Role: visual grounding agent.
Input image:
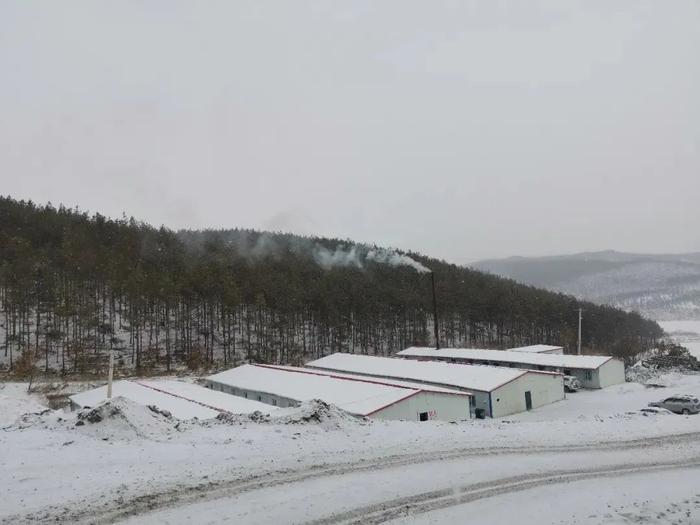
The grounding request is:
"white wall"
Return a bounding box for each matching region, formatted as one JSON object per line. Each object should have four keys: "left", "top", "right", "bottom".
{"left": 566, "top": 368, "right": 596, "bottom": 389}
{"left": 372, "top": 391, "right": 471, "bottom": 422}
{"left": 597, "top": 359, "right": 626, "bottom": 388}
{"left": 204, "top": 379, "right": 298, "bottom": 408}
{"left": 490, "top": 372, "right": 565, "bottom": 418}
{"left": 205, "top": 378, "right": 472, "bottom": 421}
{"left": 471, "top": 391, "right": 491, "bottom": 417}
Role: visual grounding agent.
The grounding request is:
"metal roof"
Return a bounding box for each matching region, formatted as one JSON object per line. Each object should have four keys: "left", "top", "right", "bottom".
{"left": 305, "top": 353, "right": 554, "bottom": 392}
{"left": 206, "top": 364, "right": 470, "bottom": 417}
{"left": 397, "top": 347, "right": 614, "bottom": 370}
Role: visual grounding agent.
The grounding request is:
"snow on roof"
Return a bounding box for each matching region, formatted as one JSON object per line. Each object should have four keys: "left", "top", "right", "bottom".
{"left": 69, "top": 380, "right": 276, "bottom": 420}
{"left": 206, "top": 364, "right": 470, "bottom": 416}
{"left": 137, "top": 379, "right": 280, "bottom": 414}
{"left": 509, "top": 345, "right": 563, "bottom": 353}
{"left": 266, "top": 365, "right": 470, "bottom": 396}
{"left": 397, "top": 347, "right": 614, "bottom": 370}
{"left": 305, "top": 353, "right": 536, "bottom": 392}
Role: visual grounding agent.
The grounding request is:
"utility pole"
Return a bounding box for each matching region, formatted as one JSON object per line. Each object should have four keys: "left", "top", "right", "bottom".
{"left": 350, "top": 311, "right": 355, "bottom": 353}
{"left": 577, "top": 308, "right": 583, "bottom": 356}
{"left": 431, "top": 272, "right": 440, "bottom": 349}
{"left": 107, "top": 346, "right": 114, "bottom": 399}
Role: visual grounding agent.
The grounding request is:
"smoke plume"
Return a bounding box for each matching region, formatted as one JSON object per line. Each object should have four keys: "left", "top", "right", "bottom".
{"left": 177, "top": 229, "right": 431, "bottom": 273}
{"left": 365, "top": 248, "right": 431, "bottom": 273}
{"left": 313, "top": 245, "right": 363, "bottom": 270}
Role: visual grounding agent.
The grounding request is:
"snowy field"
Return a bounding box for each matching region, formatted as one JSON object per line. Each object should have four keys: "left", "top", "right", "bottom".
{"left": 660, "top": 319, "right": 700, "bottom": 359}
{"left": 2, "top": 369, "right": 700, "bottom": 524}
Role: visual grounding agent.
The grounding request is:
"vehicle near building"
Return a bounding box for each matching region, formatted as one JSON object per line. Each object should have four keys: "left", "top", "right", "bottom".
{"left": 564, "top": 375, "right": 582, "bottom": 392}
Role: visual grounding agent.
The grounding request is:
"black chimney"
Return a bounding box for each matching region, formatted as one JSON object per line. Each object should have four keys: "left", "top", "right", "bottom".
{"left": 431, "top": 272, "right": 440, "bottom": 349}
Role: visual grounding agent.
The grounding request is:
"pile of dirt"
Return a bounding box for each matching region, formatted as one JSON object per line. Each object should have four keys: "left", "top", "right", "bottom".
{"left": 270, "top": 400, "right": 366, "bottom": 429}
{"left": 278, "top": 400, "right": 352, "bottom": 423}
{"left": 214, "top": 399, "right": 366, "bottom": 429}
{"left": 74, "top": 396, "right": 176, "bottom": 440}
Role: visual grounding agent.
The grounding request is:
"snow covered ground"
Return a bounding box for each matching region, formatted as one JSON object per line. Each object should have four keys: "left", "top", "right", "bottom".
{"left": 660, "top": 319, "right": 700, "bottom": 359}
{"left": 394, "top": 469, "right": 700, "bottom": 525}
{"left": 2, "top": 370, "right": 700, "bottom": 524}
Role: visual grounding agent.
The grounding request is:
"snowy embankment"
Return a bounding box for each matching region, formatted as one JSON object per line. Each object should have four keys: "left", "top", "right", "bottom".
{"left": 2, "top": 370, "right": 700, "bottom": 524}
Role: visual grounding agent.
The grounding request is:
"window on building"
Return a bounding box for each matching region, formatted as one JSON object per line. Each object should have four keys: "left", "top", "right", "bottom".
{"left": 585, "top": 371, "right": 592, "bottom": 380}
{"left": 272, "top": 399, "right": 277, "bottom": 406}
{"left": 419, "top": 412, "right": 429, "bottom": 422}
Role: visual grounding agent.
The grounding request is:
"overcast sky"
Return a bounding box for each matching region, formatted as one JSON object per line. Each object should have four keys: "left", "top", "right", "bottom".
{"left": 1, "top": 1, "right": 698, "bottom": 263}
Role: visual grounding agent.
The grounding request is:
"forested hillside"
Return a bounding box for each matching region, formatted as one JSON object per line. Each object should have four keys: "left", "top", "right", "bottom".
{"left": 0, "top": 197, "right": 662, "bottom": 376}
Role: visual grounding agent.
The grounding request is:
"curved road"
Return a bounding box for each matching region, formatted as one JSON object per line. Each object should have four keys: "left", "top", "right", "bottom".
{"left": 7, "top": 431, "right": 700, "bottom": 524}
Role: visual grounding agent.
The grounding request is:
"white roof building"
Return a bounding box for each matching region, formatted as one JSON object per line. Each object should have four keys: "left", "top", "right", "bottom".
{"left": 205, "top": 364, "right": 472, "bottom": 422}
{"left": 306, "top": 353, "right": 564, "bottom": 418}
{"left": 69, "top": 379, "right": 276, "bottom": 420}
{"left": 510, "top": 345, "right": 564, "bottom": 355}
{"left": 396, "top": 347, "right": 625, "bottom": 389}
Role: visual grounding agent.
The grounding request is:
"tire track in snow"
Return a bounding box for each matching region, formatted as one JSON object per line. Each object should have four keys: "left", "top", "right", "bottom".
{"left": 307, "top": 458, "right": 700, "bottom": 525}
{"left": 7, "top": 431, "right": 700, "bottom": 524}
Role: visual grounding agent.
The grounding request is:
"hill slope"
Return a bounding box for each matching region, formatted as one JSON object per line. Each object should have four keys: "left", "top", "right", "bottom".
{"left": 473, "top": 251, "right": 700, "bottom": 321}
{"left": 0, "top": 197, "right": 662, "bottom": 374}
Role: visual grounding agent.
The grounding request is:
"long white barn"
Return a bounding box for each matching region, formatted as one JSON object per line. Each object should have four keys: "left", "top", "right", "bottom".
{"left": 205, "top": 364, "right": 473, "bottom": 422}
{"left": 510, "top": 345, "right": 564, "bottom": 355}
{"left": 69, "top": 379, "right": 276, "bottom": 419}
{"left": 397, "top": 347, "right": 625, "bottom": 389}
{"left": 305, "top": 353, "right": 564, "bottom": 418}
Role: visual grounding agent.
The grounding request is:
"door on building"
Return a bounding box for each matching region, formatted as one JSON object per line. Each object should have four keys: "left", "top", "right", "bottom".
{"left": 525, "top": 391, "right": 532, "bottom": 410}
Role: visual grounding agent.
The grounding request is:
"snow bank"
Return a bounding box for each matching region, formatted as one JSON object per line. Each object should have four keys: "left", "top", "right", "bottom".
{"left": 2, "top": 395, "right": 178, "bottom": 441}
{"left": 273, "top": 399, "right": 367, "bottom": 427}
{"left": 74, "top": 396, "right": 177, "bottom": 441}
{"left": 0, "top": 383, "right": 49, "bottom": 426}
{"left": 625, "top": 361, "right": 660, "bottom": 384}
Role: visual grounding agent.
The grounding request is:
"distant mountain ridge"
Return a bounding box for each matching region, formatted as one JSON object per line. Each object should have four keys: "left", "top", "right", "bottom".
{"left": 472, "top": 251, "right": 700, "bottom": 321}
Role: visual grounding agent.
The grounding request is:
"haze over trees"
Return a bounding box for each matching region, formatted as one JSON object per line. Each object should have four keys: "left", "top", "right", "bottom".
{"left": 0, "top": 197, "right": 662, "bottom": 376}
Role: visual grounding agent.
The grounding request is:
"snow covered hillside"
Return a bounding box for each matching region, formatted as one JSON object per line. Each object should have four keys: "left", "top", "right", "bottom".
{"left": 3, "top": 369, "right": 700, "bottom": 524}
{"left": 474, "top": 251, "right": 700, "bottom": 320}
